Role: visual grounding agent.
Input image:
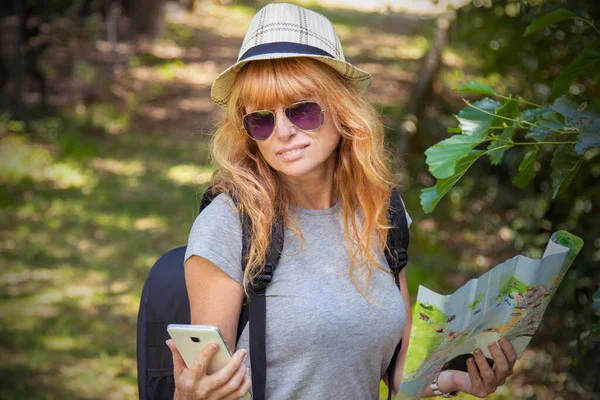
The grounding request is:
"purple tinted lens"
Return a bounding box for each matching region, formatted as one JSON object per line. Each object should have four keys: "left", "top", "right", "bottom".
{"left": 286, "top": 101, "right": 323, "bottom": 131}
{"left": 243, "top": 111, "right": 275, "bottom": 140}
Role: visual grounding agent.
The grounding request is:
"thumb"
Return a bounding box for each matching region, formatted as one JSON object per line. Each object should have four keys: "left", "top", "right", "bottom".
{"left": 166, "top": 339, "right": 187, "bottom": 377}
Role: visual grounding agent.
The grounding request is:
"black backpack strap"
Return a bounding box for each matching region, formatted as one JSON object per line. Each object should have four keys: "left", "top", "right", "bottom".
{"left": 384, "top": 188, "right": 410, "bottom": 400}
{"left": 235, "top": 209, "right": 251, "bottom": 343}
{"left": 247, "top": 216, "right": 284, "bottom": 400}
{"left": 199, "top": 185, "right": 218, "bottom": 213}
{"left": 385, "top": 188, "right": 410, "bottom": 288}
{"left": 212, "top": 189, "right": 283, "bottom": 400}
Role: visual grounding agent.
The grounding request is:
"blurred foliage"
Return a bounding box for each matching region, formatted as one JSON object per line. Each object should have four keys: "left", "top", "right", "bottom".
{"left": 1, "top": 1, "right": 599, "bottom": 399}
{"left": 421, "top": 2, "right": 600, "bottom": 398}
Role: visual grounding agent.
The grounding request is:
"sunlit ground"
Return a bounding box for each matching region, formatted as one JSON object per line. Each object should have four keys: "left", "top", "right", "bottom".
{"left": 0, "top": 1, "right": 589, "bottom": 399}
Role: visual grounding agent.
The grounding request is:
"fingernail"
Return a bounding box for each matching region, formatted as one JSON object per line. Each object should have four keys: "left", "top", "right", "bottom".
{"left": 475, "top": 348, "right": 481, "bottom": 354}
{"left": 211, "top": 343, "right": 219, "bottom": 351}
{"left": 237, "top": 349, "right": 247, "bottom": 359}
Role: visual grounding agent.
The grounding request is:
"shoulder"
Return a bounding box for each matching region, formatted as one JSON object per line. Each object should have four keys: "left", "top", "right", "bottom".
{"left": 200, "top": 192, "right": 238, "bottom": 217}
{"left": 187, "top": 192, "right": 243, "bottom": 248}
{"left": 185, "top": 192, "right": 244, "bottom": 282}
{"left": 192, "top": 193, "right": 240, "bottom": 228}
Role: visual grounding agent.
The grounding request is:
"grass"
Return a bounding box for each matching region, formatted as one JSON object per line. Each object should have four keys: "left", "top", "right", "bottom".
{"left": 0, "top": 111, "right": 211, "bottom": 398}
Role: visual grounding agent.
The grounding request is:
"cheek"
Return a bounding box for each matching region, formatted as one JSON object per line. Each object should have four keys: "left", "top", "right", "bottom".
{"left": 255, "top": 141, "right": 278, "bottom": 166}
{"left": 319, "top": 124, "right": 342, "bottom": 154}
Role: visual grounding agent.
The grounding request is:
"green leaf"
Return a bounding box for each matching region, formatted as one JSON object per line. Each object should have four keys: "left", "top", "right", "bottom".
{"left": 488, "top": 127, "right": 516, "bottom": 165}
{"left": 521, "top": 107, "right": 552, "bottom": 124}
{"left": 512, "top": 147, "right": 540, "bottom": 189}
{"left": 576, "top": 129, "right": 600, "bottom": 154}
{"left": 424, "top": 135, "right": 482, "bottom": 179}
{"left": 525, "top": 129, "right": 552, "bottom": 142}
{"left": 493, "top": 98, "right": 521, "bottom": 122}
{"left": 552, "top": 95, "right": 585, "bottom": 119}
{"left": 552, "top": 45, "right": 600, "bottom": 97}
{"left": 447, "top": 127, "right": 462, "bottom": 133}
{"left": 421, "top": 151, "right": 484, "bottom": 214}
{"left": 486, "top": 99, "right": 520, "bottom": 165}
{"left": 550, "top": 144, "right": 584, "bottom": 198}
{"left": 456, "top": 98, "right": 501, "bottom": 138}
{"left": 523, "top": 8, "right": 578, "bottom": 37}
{"left": 525, "top": 111, "right": 565, "bottom": 141}
{"left": 420, "top": 186, "right": 440, "bottom": 215}
{"left": 552, "top": 96, "right": 600, "bottom": 154}
{"left": 456, "top": 81, "right": 497, "bottom": 96}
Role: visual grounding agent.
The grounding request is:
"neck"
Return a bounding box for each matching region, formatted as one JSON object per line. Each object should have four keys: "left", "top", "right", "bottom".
{"left": 281, "top": 159, "right": 338, "bottom": 210}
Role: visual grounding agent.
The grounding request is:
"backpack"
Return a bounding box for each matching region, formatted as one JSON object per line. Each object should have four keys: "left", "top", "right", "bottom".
{"left": 136, "top": 187, "right": 409, "bottom": 400}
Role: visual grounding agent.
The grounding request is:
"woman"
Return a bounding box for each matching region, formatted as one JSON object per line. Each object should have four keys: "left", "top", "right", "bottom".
{"left": 166, "top": 3, "right": 517, "bottom": 399}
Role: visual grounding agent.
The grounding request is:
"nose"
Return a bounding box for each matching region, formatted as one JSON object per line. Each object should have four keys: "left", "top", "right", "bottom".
{"left": 272, "top": 109, "right": 297, "bottom": 141}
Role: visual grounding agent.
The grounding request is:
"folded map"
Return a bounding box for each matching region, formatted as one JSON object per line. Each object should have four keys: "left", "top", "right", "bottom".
{"left": 396, "top": 231, "right": 583, "bottom": 399}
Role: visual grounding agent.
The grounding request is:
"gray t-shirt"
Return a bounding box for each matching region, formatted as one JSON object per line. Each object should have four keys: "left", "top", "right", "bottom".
{"left": 185, "top": 194, "right": 411, "bottom": 399}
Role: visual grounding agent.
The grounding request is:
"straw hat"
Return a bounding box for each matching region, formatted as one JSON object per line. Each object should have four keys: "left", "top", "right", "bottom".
{"left": 210, "top": 2, "right": 372, "bottom": 107}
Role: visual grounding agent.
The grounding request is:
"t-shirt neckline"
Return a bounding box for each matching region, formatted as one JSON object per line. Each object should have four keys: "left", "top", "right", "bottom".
{"left": 291, "top": 198, "right": 341, "bottom": 216}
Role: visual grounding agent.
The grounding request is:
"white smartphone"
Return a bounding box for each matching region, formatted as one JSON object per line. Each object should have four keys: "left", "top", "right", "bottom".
{"left": 167, "top": 324, "right": 251, "bottom": 399}
{"left": 167, "top": 324, "right": 234, "bottom": 373}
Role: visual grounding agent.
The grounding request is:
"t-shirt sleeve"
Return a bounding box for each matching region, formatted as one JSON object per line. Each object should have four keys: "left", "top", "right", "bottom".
{"left": 184, "top": 193, "right": 244, "bottom": 285}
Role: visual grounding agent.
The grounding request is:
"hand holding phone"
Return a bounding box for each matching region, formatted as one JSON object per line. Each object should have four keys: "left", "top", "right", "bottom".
{"left": 166, "top": 324, "right": 251, "bottom": 399}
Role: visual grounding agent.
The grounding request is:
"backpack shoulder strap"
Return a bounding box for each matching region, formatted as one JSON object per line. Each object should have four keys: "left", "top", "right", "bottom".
{"left": 244, "top": 214, "right": 283, "bottom": 400}
{"left": 199, "top": 185, "right": 218, "bottom": 213}
{"left": 385, "top": 188, "right": 410, "bottom": 289}
{"left": 384, "top": 188, "right": 410, "bottom": 400}
{"left": 233, "top": 205, "right": 284, "bottom": 341}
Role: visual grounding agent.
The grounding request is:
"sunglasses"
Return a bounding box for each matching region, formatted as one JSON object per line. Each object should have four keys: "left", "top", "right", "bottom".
{"left": 242, "top": 100, "right": 325, "bottom": 141}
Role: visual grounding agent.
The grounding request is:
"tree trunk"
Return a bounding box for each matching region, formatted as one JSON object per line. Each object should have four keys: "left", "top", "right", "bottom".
{"left": 127, "top": 0, "right": 166, "bottom": 40}
{"left": 399, "top": 12, "right": 452, "bottom": 154}
{"left": 14, "top": 0, "right": 24, "bottom": 118}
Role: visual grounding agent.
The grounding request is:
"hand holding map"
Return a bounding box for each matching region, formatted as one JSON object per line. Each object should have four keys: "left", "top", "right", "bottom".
{"left": 396, "top": 231, "right": 583, "bottom": 399}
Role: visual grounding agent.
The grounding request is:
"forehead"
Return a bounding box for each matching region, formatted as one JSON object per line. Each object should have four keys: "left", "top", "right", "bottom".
{"left": 235, "top": 61, "right": 322, "bottom": 112}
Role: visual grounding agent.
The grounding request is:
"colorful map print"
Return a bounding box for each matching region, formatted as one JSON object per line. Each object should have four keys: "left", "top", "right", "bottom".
{"left": 396, "top": 231, "right": 583, "bottom": 400}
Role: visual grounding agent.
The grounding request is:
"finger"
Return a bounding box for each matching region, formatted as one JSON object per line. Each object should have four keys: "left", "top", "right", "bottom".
{"left": 499, "top": 337, "right": 518, "bottom": 367}
{"left": 206, "top": 349, "right": 248, "bottom": 392}
{"left": 232, "top": 372, "right": 252, "bottom": 400}
{"left": 166, "top": 339, "right": 187, "bottom": 377}
{"left": 473, "top": 349, "right": 496, "bottom": 392}
{"left": 466, "top": 356, "right": 485, "bottom": 397}
{"left": 488, "top": 342, "right": 510, "bottom": 378}
{"left": 217, "top": 356, "right": 248, "bottom": 399}
{"left": 192, "top": 342, "right": 220, "bottom": 380}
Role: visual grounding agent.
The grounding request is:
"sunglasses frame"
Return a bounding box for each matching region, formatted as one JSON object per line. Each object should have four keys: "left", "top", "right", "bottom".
{"left": 241, "top": 100, "right": 326, "bottom": 141}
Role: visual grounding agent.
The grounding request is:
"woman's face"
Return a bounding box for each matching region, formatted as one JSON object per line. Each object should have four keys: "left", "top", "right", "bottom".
{"left": 248, "top": 99, "right": 341, "bottom": 180}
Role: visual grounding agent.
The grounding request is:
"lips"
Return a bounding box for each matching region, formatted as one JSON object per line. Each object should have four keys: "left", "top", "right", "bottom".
{"left": 276, "top": 144, "right": 309, "bottom": 156}
{"left": 276, "top": 144, "right": 309, "bottom": 161}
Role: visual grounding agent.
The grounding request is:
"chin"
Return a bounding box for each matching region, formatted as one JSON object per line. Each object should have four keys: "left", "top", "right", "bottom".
{"left": 276, "top": 165, "right": 315, "bottom": 178}
{"left": 272, "top": 159, "right": 323, "bottom": 178}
